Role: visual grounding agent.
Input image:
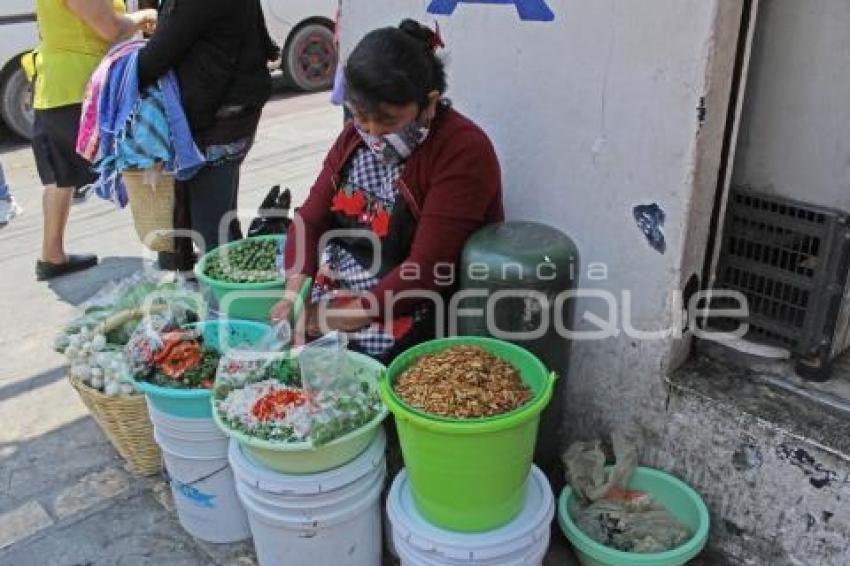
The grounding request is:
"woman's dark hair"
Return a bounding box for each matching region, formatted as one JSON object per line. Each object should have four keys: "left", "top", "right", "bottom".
{"left": 344, "top": 19, "right": 446, "bottom": 116}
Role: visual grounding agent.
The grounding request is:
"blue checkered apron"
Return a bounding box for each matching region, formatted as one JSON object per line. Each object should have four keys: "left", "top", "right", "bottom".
{"left": 312, "top": 146, "right": 419, "bottom": 356}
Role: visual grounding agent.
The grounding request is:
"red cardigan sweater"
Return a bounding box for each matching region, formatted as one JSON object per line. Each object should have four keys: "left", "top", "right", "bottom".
{"left": 284, "top": 105, "right": 504, "bottom": 319}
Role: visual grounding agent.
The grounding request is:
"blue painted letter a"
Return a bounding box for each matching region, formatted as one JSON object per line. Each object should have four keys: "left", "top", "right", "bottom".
{"left": 428, "top": 0, "right": 556, "bottom": 22}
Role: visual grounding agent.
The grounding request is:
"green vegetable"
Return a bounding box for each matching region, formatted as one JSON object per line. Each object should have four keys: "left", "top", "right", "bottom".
{"left": 203, "top": 238, "right": 281, "bottom": 284}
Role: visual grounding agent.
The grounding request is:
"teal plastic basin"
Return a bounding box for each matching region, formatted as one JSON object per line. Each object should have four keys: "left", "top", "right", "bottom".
{"left": 194, "top": 235, "right": 285, "bottom": 322}
{"left": 558, "top": 466, "right": 710, "bottom": 566}
{"left": 133, "top": 319, "right": 274, "bottom": 418}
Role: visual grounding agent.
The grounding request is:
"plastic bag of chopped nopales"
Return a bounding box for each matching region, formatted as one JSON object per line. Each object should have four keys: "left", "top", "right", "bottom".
{"left": 563, "top": 434, "right": 692, "bottom": 553}
{"left": 213, "top": 332, "right": 382, "bottom": 446}
{"left": 297, "top": 332, "right": 382, "bottom": 445}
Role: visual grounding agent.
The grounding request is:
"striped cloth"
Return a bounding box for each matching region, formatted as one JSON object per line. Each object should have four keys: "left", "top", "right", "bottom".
{"left": 114, "top": 87, "right": 174, "bottom": 171}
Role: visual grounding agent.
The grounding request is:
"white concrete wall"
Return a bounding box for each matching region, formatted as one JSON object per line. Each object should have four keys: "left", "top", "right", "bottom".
{"left": 733, "top": 0, "right": 850, "bottom": 212}
{"left": 340, "top": 1, "right": 741, "bottom": 443}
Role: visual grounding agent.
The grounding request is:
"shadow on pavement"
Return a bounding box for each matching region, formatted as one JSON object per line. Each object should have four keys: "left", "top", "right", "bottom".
{"left": 0, "top": 120, "right": 28, "bottom": 154}
{"left": 0, "top": 137, "right": 28, "bottom": 155}
{"left": 0, "top": 410, "right": 248, "bottom": 565}
{"left": 0, "top": 415, "right": 120, "bottom": 514}
{"left": 269, "top": 89, "right": 302, "bottom": 103}
{"left": 0, "top": 365, "right": 65, "bottom": 405}
{"left": 46, "top": 256, "right": 144, "bottom": 306}
{"left": 0, "top": 412, "right": 214, "bottom": 565}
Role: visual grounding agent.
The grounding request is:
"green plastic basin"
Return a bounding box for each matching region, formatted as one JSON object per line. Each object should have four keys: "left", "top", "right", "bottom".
{"left": 381, "top": 336, "right": 556, "bottom": 532}
{"left": 558, "top": 467, "right": 710, "bottom": 566}
{"left": 212, "top": 351, "right": 389, "bottom": 474}
{"left": 133, "top": 319, "right": 274, "bottom": 418}
{"left": 195, "top": 235, "right": 285, "bottom": 322}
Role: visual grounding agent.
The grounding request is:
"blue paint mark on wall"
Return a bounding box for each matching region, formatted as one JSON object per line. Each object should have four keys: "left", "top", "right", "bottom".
{"left": 633, "top": 203, "right": 667, "bottom": 254}
{"left": 428, "top": 0, "right": 555, "bottom": 22}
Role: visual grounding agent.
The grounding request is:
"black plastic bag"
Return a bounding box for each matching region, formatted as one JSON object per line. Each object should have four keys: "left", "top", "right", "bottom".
{"left": 247, "top": 185, "right": 292, "bottom": 237}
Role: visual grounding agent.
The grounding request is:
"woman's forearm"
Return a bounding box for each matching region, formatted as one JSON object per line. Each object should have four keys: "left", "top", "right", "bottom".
{"left": 66, "top": 0, "right": 154, "bottom": 44}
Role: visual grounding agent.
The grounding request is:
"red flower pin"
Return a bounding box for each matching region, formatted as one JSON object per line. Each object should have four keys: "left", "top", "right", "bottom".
{"left": 331, "top": 189, "right": 366, "bottom": 216}
{"left": 371, "top": 207, "right": 391, "bottom": 238}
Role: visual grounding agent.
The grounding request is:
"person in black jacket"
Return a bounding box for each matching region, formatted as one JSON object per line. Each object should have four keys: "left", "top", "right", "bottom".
{"left": 137, "top": 0, "right": 279, "bottom": 258}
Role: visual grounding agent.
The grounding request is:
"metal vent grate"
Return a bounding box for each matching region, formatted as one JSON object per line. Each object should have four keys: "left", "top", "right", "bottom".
{"left": 721, "top": 265, "right": 807, "bottom": 334}
{"left": 725, "top": 194, "right": 825, "bottom": 278}
{"left": 715, "top": 188, "right": 850, "bottom": 358}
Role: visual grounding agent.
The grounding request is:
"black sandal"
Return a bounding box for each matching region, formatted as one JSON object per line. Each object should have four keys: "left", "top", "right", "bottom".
{"left": 36, "top": 254, "right": 98, "bottom": 281}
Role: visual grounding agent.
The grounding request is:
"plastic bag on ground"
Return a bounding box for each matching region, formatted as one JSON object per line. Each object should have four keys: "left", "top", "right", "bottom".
{"left": 563, "top": 434, "right": 691, "bottom": 553}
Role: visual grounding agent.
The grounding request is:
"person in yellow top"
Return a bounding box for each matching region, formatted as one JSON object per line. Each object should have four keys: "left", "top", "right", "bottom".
{"left": 30, "top": 0, "right": 156, "bottom": 281}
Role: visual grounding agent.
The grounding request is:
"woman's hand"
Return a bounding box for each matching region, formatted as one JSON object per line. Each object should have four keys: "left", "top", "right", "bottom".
{"left": 269, "top": 274, "right": 308, "bottom": 324}
{"left": 128, "top": 9, "right": 158, "bottom": 35}
{"left": 269, "top": 297, "right": 295, "bottom": 327}
{"left": 269, "top": 274, "right": 311, "bottom": 344}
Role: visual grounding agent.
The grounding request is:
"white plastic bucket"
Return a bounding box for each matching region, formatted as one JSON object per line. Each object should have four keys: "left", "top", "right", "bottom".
{"left": 229, "top": 428, "right": 387, "bottom": 566}
{"left": 149, "top": 402, "right": 230, "bottom": 459}
{"left": 387, "top": 466, "right": 554, "bottom": 566}
{"left": 148, "top": 402, "right": 224, "bottom": 433}
{"left": 153, "top": 427, "right": 230, "bottom": 459}
{"left": 149, "top": 404, "right": 250, "bottom": 543}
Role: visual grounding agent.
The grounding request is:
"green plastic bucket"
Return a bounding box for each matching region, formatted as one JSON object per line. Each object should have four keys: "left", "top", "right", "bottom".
{"left": 213, "top": 351, "right": 388, "bottom": 474}
{"left": 133, "top": 320, "right": 274, "bottom": 418}
{"left": 558, "top": 467, "right": 710, "bottom": 566}
{"left": 195, "top": 235, "right": 285, "bottom": 321}
{"left": 381, "top": 336, "right": 556, "bottom": 532}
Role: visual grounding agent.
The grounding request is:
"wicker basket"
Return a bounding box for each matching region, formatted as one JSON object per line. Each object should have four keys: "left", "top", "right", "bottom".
{"left": 124, "top": 169, "right": 175, "bottom": 253}
{"left": 66, "top": 306, "right": 168, "bottom": 477}
{"left": 70, "top": 377, "right": 161, "bottom": 476}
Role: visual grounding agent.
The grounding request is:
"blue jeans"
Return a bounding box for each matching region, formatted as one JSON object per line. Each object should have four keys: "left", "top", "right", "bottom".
{"left": 186, "top": 158, "right": 244, "bottom": 252}
{"left": 0, "top": 163, "right": 10, "bottom": 199}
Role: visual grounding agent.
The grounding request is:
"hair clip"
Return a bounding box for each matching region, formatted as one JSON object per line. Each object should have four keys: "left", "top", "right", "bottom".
{"left": 431, "top": 21, "right": 445, "bottom": 51}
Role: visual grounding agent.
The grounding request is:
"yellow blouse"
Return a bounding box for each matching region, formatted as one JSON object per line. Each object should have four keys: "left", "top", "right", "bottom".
{"left": 28, "top": 0, "right": 127, "bottom": 109}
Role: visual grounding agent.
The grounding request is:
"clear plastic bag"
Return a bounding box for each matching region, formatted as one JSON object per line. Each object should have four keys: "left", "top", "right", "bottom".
{"left": 215, "top": 343, "right": 297, "bottom": 392}
{"left": 299, "top": 332, "right": 381, "bottom": 445}
{"left": 563, "top": 434, "right": 691, "bottom": 553}
{"left": 212, "top": 338, "right": 308, "bottom": 441}
{"left": 56, "top": 272, "right": 205, "bottom": 350}
{"left": 563, "top": 434, "right": 638, "bottom": 503}
{"left": 575, "top": 499, "right": 692, "bottom": 553}
{"left": 58, "top": 272, "right": 206, "bottom": 395}
{"left": 124, "top": 307, "right": 212, "bottom": 390}
{"left": 213, "top": 332, "right": 382, "bottom": 446}
{"left": 298, "top": 332, "right": 358, "bottom": 396}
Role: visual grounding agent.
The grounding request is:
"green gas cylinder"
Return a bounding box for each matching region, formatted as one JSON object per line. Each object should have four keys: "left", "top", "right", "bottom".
{"left": 457, "top": 221, "right": 578, "bottom": 491}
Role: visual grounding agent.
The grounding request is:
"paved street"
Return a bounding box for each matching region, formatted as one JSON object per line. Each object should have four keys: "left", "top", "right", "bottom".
{"left": 0, "top": 89, "right": 580, "bottom": 566}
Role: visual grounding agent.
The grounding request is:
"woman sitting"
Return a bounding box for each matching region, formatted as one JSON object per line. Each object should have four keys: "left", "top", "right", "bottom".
{"left": 272, "top": 20, "right": 504, "bottom": 362}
